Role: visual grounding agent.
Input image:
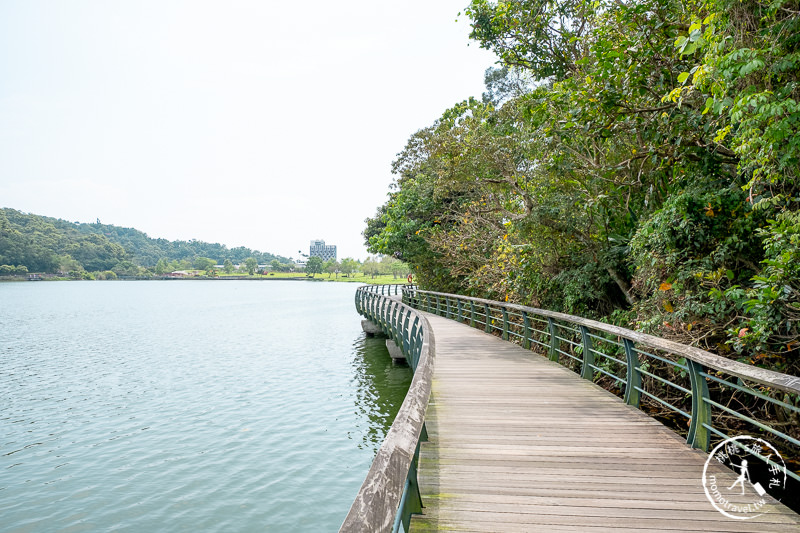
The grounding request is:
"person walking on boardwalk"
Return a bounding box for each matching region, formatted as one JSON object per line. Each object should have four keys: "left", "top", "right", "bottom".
{"left": 728, "top": 459, "right": 751, "bottom": 495}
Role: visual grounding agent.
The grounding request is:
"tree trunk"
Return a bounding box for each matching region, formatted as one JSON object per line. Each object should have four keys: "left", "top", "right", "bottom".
{"left": 607, "top": 266, "right": 637, "bottom": 307}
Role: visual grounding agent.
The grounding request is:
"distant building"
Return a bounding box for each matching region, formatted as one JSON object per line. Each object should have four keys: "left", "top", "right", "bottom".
{"left": 309, "top": 239, "right": 337, "bottom": 261}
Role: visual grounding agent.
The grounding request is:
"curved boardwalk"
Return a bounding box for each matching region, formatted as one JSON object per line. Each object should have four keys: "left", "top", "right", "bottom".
{"left": 410, "top": 313, "right": 800, "bottom": 532}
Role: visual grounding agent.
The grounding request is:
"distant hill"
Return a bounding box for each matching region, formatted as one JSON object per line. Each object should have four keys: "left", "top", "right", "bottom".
{"left": 0, "top": 208, "right": 292, "bottom": 273}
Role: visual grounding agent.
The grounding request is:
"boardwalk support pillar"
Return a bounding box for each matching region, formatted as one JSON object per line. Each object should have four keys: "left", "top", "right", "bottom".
{"left": 386, "top": 340, "right": 407, "bottom": 364}
{"left": 361, "top": 320, "right": 384, "bottom": 337}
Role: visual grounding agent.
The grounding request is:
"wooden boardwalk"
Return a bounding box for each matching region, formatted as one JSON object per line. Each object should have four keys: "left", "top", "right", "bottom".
{"left": 410, "top": 313, "right": 800, "bottom": 532}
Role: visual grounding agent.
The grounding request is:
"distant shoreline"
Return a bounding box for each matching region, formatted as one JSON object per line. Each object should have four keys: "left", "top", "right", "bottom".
{"left": 0, "top": 274, "right": 407, "bottom": 285}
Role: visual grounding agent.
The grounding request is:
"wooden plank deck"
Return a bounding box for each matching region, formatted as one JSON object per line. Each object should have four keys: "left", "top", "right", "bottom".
{"left": 410, "top": 313, "right": 800, "bottom": 532}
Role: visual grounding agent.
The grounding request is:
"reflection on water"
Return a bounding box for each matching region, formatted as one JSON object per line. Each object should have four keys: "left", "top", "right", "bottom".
{"left": 0, "top": 281, "right": 412, "bottom": 532}
{"left": 350, "top": 336, "right": 413, "bottom": 453}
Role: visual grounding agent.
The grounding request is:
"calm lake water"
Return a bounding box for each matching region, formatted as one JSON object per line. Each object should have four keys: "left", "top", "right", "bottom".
{"left": 0, "top": 280, "right": 411, "bottom": 532}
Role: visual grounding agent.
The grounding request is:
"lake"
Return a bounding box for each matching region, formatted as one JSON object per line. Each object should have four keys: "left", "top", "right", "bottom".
{"left": 0, "top": 280, "right": 411, "bottom": 531}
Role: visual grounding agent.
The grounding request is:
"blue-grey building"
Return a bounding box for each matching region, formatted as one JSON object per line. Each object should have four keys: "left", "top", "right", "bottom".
{"left": 309, "top": 239, "right": 337, "bottom": 261}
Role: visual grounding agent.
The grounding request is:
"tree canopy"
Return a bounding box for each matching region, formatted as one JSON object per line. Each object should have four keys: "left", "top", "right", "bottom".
{"left": 0, "top": 208, "right": 292, "bottom": 275}
{"left": 365, "top": 0, "right": 800, "bottom": 373}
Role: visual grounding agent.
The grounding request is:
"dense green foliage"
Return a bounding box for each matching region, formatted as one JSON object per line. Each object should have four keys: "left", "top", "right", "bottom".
{"left": 0, "top": 208, "right": 291, "bottom": 275}
{"left": 365, "top": 0, "right": 800, "bottom": 373}
{"left": 305, "top": 256, "right": 324, "bottom": 277}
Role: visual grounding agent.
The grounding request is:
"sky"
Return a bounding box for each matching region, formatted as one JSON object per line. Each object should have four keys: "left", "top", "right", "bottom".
{"left": 0, "top": 1, "right": 497, "bottom": 261}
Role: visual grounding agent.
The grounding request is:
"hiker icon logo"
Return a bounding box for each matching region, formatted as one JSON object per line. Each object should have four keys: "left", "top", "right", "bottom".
{"left": 702, "top": 435, "right": 787, "bottom": 520}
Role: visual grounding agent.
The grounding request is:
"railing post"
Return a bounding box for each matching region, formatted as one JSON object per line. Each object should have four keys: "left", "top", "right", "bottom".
{"left": 580, "top": 325, "right": 594, "bottom": 380}
{"left": 456, "top": 299, "right": 463, "bottom": 322}
{"left": 484, "top": 303, "right": 492, "bottom": 333}
{"left": 469, "top": 301, "right": 476, "bottom": 327}
{"left": 402, "top": 310, "right": 411, "bottom": 357}
{"left": 687, "top": 359, "right": 712, "bottom": 451}
{"left": 395, "top": 442, "right": 424, "bottom": 533}
{"left": 547, "top": 317, "right": 560, "bottom": 362}
{"left": 436, "top": 295, "right": 442, "bottom": 316}
{"left": 387, "top": 301, "right": 393, "bottom": 338}
{"left": 522, "top": 311, "right": 531, "bottom": 350}
{"left": 391, "top": 302, "right": 399, "bottom": 341}
{"left": 409, "top": 317, "right": 418, "bottom": 370}
{"left": 413, "top": 317, "right": 422, "bottom": 369}
{"left": 623, "top": 338, "right": 641, "bottom": 408}
{"left": 501, "top": 307, "right": 509, "bottom": 341}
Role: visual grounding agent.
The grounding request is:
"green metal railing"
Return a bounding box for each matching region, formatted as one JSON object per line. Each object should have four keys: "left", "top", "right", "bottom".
{"left": 403, "top": 287, "right": 800, "bottom": 484}
{"left": 359, "top": 283, "right": 406, "bottom": 298}
{"left": 340, "top": 285, "right": 432, "bottom": 533}
{"left": 344, "top": 285, "right": 800, "bottom": 530}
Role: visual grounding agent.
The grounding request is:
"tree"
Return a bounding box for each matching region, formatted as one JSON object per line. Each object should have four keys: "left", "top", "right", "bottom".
{"left": 388, "top": 257, "right": 408, "bottom": 279}
{"left": 244, "top": 257, "right": 258, "bottom": 275}
{"left": 154, "top": 258, "right": 170, "bottom": 275}
{"left": 223, "top": 259, "right": 234, "bottom": 273}
{"left": 194, "top": 256, "right": 216, "bottom": 272}
{"left": 362, "top": 258, "right": 380, "bottom": 279}
{"left": 112, "top": 261, "right": 141, "bottom": 277}
{"left": 323, "top": 259, "right": 340, "bottom": 278}
{"left": 305, "top": 256, "right": 324, "bottom": 277}
{"left": 358, "top": 0, "right": 799, "bottom": 373}
{"left": 465, "top": 0, "right": 594, "bottom": 80}
{"left": 171, "top": 259, "right": 192, "bottom": 271}
{"left": 58, "top": 255, "right": 83, "bottom": 275}
{"left": 340, "top": 257, "right": 359, "bottom": 277}
{"left": 0, "top": 207, "right": 294, "bottom": 273}
{"left": 482, "top": 66, "right": 533, "bottom": 106}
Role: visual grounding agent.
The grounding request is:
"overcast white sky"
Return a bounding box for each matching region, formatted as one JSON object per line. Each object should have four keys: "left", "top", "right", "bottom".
{"left": 0, "top": 1, "right": 497, "bottom": 261}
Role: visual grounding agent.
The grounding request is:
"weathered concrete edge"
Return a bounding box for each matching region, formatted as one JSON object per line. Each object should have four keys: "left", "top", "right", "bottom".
{"left": 340, "top": 296, "right": 435, "bottom": 532}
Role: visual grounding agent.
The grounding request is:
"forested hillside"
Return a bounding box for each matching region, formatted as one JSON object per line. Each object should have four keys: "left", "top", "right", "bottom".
{"left": 0, "top": 208, "right": 291, "bottom": 274}
{"left": 365, "top": 0, "right": 800, "bottom": 373}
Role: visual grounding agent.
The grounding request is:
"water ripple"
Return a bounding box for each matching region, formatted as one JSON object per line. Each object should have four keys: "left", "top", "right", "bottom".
{"left": 0, "top": 281, "right": 410, "bottom": 532}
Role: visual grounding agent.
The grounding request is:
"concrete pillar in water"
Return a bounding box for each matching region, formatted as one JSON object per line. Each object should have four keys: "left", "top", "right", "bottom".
{"left": 385, "top": 340, "right": 407, "bottom": 364}
{"left": 361, "top": 320, "right": 384, "bottom": 336}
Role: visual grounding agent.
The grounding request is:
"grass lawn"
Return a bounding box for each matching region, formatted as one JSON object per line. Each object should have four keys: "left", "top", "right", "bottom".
{"left": 251, "top": 272, "right": 408, "bottom": 285}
